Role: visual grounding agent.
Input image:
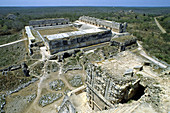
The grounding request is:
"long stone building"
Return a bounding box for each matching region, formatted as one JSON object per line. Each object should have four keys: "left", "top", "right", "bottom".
{"left": 29, "top": 18, "right": 70, "bottom": 27}
{"left": 43, "top": 28, "right": 112, "bottom": 55}
{"left": 79, "top": 16, "right": 127, "bottom": 33}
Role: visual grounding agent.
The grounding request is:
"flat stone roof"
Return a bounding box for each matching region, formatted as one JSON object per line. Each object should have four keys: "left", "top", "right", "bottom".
{"left": 95, "top": 51, "right": 144, "bottom": 77}
{"left": 111, "top": 35, "right": 136, "bottom": 43}
{"left": 30, "top": 18, "right": 66, "bottom": 21}
{"left": 79, "top": 16, "right": 121, "bottom": 28}
{"left": 45, "top": 28, "right": 108, "bottom": 41}
{"left": 25, "top": 26, "right": 35, "bottom": 41}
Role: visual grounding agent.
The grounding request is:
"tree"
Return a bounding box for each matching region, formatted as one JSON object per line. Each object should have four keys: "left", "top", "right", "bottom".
{"left": 12, "top": 21, "right": 24, "bottom": 31}
{"left": 0, "top": 20, "right": 4, "bottom": 27}
{"left": 4, "top": 20, "right": 13, "bottom": 29}
{"left": 1, "top": 25, "right": 8, "bottom": 34}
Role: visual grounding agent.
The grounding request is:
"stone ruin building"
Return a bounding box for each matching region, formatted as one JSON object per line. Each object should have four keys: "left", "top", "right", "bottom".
{"left": 57, "top": 57, "right": 145, "bottom": 112}
{"left": 43, "top": 29, "right": 112, "bottom": 55}
{"left": 25, "top": 16, "right": 129, "bottom": 55}
{"left": 110, "top": 35, "right": 137, "bottom": 52}
{"left": 29, "top": 18, "right": 70, "bottom": 27}
{"left": 79, "top": 16, "right": 127, "bottom": 33}
{"left": 86, "top": 64, "right": 143, "bottom": 111}
{"left": 39, "top": 16, "right": 128, "bottom": 55}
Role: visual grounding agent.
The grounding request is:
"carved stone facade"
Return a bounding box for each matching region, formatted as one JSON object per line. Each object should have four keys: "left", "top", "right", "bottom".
{"left": 29, "top": 18, "right": 70, "bottom": 27}
{"left": 79, "top": 16, "right": 127, "bottom": 33}
{"left": 86, "top": 64, "right": 141, "bottom": 111}
{"left": 43, "top": 29, "right": 112, "bottom": 55}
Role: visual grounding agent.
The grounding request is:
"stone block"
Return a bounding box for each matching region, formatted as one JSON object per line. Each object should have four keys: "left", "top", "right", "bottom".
{"left": 124, "top": 69, "right": 134, "bottom": 77}
{"left": 134, "top": 65, "right": 143, "bottom": 71}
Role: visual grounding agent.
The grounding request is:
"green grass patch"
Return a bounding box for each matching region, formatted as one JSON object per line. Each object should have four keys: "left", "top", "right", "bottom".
{"left": 0, "top": 41, "right": 26, "bottom": 68}
{"left": 0, "top": 33, "right": 21, "bottom": 45}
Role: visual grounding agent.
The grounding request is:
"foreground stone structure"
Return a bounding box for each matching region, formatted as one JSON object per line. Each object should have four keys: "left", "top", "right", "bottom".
{"left": 86, "top": 64, "right": 141, "bottom": 111}
{"left": 79, "top": 16, "right": 127, "bottom": 33}
{"left": 29, "top": 18, "right": 70, "bottom": 27}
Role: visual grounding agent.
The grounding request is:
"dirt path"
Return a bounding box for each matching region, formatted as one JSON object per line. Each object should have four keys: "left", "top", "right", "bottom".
{"left": 25, "top": 63, "right": 77, "bottom": 113}
{"left": 154, "top": 17, "right": 167, "bottom": 34}
{"left": 25, "top": 48, "right": 78, "bottom": 113}
{"left": 0, "top": 38, "right": 27, "bottom": 48}
{"left": 25, "top": 59, "right": 49, "bottom": 113}
{"left": 25, "top": 47, "right": 54, "bottom": 113}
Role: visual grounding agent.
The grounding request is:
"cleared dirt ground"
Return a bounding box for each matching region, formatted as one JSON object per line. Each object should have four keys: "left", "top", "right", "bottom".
{"left": 38, "top": 26, "right": 78, "bottom": 36}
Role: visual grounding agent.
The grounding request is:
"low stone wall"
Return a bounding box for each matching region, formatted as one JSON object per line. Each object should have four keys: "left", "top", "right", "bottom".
{"left": 0, "top": 63, "right": 29, "bottom": 77}
{"left": 29, "top": 18, "right": 70, "bottom": 27}
{"left": 79, "top": 16, "right": 127, "bottom": 33}
{"left": 0, "top": 65, "right": 21, "bottom": 72}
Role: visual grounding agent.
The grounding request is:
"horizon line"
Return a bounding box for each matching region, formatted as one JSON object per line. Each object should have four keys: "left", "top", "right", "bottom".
{"left": 0, "top": 6, "right": 170, "bottom": 8}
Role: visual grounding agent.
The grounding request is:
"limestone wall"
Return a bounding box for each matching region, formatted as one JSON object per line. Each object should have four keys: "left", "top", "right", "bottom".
{"left": 46, "top": 30, "right": 112, "bottom": 55}
{"left": 79, "top": 16, "right": 127, "bottom": 33}
{"left": 29, "top": 18, "right": 69, "bottom": 27}
{"left": 86, "top": 64, "right": 140, "bottom": 110}
{"left": 110, "top": 35, "right": 137, "bottom": 52}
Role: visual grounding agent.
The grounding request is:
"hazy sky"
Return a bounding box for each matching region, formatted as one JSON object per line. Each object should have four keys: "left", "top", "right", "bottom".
{"left": 0, "top": 0, "right": 170, "bottom": 7}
